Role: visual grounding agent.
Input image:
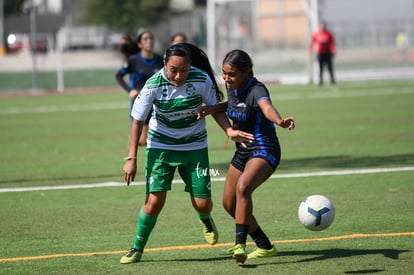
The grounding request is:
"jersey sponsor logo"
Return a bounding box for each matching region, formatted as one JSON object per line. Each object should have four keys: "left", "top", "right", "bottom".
{"left": 228, "top": 109, "right": 247, "bottom": 122}
{"left": 163, "top": 109, "right": 196, "bottom": 119}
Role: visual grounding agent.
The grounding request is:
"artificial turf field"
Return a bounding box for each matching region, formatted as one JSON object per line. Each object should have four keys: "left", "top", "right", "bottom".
{"left": 0, "top": 79, "right": 413, "bottom": 274}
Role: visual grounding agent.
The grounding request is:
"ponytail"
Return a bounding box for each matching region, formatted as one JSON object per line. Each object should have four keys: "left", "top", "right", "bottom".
{"left": 119, "top": 34, "right": 139, "bottom": 58}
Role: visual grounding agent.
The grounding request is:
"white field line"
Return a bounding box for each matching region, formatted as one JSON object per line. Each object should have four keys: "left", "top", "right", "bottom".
{"left": 0, "top": 101, "right": 128, "bottom": 115}
{"left": 1, "top": 87, "right": 413, "bottom": 115}
{"left": 1, "top": 166, "right": 413, "bottom": 193}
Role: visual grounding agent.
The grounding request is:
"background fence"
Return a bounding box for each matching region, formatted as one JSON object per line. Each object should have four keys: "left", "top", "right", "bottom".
{"left": 1, "top": 0, "right": 413, "bottom": 92}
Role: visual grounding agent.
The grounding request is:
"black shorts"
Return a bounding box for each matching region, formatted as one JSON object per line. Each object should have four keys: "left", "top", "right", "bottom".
{"left": 231, "top": 142, "right": 281, "bottom": 172}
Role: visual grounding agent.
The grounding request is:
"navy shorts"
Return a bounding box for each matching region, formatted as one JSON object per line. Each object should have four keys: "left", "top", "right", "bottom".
{"left": 231, "top": 142, "right": 281, "bottom": 172}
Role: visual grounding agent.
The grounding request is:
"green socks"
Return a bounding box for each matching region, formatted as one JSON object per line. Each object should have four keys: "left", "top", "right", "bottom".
{"left": 133, "top": 208, "right": 157, "bottom": 252}
{"left": 198, "top": 212, "right": 210, "bottom": 220}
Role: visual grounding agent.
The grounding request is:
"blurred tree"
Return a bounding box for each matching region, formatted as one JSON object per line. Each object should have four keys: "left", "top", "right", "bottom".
{"left": 4, "top": 0, "right": 26, "bottom": 16}
{"left": 80, "top": 0, "right": 171, "bottom": 33}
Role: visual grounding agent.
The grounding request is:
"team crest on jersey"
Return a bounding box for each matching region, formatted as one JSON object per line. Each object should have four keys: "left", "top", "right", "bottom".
{"left": 185, "top": 83, "right": 196, "bottom": 95}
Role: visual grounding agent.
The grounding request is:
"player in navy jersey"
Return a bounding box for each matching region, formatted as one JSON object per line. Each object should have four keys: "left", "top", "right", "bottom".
{"left": 199, "top": 49, "right": 295, "bottom": 264}
{"left": 115, "top": 31, "right": 163, "bottom": 145}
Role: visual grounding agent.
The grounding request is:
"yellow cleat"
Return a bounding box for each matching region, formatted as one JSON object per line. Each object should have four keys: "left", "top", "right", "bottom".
{"left": 232, "top": 244, "right": 247, "bottom": 264}
{"left": 247, "top": 245, "right": 277, "bottom": 259}
{"left": 120, "top": 248, "right": 142, "bottom": 264}
{"left": 199, "top": 217, "right": 218, "bottom": 245}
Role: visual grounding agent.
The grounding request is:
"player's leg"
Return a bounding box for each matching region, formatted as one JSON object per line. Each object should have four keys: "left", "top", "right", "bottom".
{"left": 222, "top": 163, "right": 239, "bottom": 219}
{"left": 120, "top": 192, "right": 167, "bottom": 264}
{"left": 120, "top": 148, "right": 174, "bottom": 264}
{"left": 317, "top": 54, "right": 324, "bottom": 86}
{"left": 222, "top": 163, "right": 261, "bottom": 232}
{"left": 180, "top": 148, "right": 218, "bottom": 245}
{"left": 327, "top": 55, "right": 336, "bottom": 85}
{"left": 231, "top": 158, "right": 274, "bottom": 263}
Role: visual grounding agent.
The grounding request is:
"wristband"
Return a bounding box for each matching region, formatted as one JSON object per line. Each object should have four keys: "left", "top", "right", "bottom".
{"left": 124, "top": 157, "right": 137, "bottom": 160}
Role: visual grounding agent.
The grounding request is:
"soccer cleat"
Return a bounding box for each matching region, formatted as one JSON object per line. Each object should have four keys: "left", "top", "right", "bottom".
{"left": 232, "top": 244, "right": 247, "bottom": 264}
{"left": 247, "top": 245, "right": 277, "bottom": 259}
{"left": 199, "top": 217, "right": 218, "bottom": 245}
{"left": 120, "top": 248, "right": 142, "bottom": 264}
{"left": 221, "top": 245, "right": 237, "bottom": 255}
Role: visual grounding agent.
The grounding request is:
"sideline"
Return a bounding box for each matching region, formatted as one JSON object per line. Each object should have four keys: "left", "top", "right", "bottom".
{"left": 1, "top": 232, "right": 413, "bottom": 263}
{"left": 1, "top": 166, "right": 413, "bottom": 193}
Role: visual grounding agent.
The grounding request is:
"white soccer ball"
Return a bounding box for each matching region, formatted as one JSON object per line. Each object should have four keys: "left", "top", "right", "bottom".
{"left": 298, "top": 195, "right": 335, "bottom": 231}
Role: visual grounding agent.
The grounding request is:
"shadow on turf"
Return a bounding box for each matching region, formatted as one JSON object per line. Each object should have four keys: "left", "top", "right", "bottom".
{"left": 277, "top": 248, "right": 409, "bottom": 262}
{"left": 142, "top": 248, "right": 409, "bottom": 269}
{"left": 344, "top": 269, "right": 384, "bottom": 274}
{"left": 211, "top": 153, "right": 414, "bottom": 173}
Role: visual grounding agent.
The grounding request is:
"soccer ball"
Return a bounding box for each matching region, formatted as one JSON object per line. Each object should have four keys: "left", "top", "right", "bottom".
{"left": 298, "top": 195, "right": 335, "bottom": 231}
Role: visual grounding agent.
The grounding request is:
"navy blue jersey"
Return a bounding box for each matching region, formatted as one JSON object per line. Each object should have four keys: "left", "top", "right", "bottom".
{"left": 115, "top": 51, "right": 163, "bottom": 93}
{"left": 227, "top": 77, "right": 278, "bottom": 144}
{"left": 227, "top": 77, "right": 281, "bottom": 170}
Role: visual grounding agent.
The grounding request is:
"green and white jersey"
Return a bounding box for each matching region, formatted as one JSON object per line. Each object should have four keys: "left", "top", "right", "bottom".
{"left": 131, "top": 66, "right": 220, "bottom": 151}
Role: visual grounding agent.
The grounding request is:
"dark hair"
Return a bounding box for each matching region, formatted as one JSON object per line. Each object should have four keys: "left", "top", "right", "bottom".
{"left": 119, "top": 33, "right": 139, "bottom": 58}
{"left": 170, "top": 33, "right": 187, "bottom": 43}
{"left": 164, "top": 43, "right": 224, "bottom": 101}
{"left": 222, "top": 49, "right": 254, "bottom": 77}
{"left": 137, "top": 31, "right": 153, "bottom": 45}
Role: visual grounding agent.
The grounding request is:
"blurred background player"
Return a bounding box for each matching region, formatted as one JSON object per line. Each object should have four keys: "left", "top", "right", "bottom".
{"left": 118, "top": 33, "right": 139, "bottom": 62}
{"left": 396, "top": 31, "right": 409, "bottom": 62}
{"left": 115, "top": 31, "right": 163, "bottom": 145}
{"left": 309, "top": 20, "right": 337, "bottom": 89}
{"left": 170, "top": 32, "right": 187, "bottom": 45}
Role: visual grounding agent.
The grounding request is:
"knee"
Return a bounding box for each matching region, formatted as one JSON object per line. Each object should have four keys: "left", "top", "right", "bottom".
{"left": 236, "top": 182, "right": 253, "bottom": 198}
{"left": 193, "top": 198, "right": 213, "bottom": 213}
{"left": 143, "top": 202, "right": 162, "bottom": 215}
{"left": 143, "top": 194, "right": 166, "bottom": 215}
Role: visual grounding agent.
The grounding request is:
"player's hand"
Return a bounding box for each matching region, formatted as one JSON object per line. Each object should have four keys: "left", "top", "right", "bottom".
{"left": 129, "top": 89, "right": 139, "bottom": 100}
{"left": 123, "top": 160, "right": 137, "bottom": 186}
{"left": 279, "top": 117, "right": 295, "bottom": 131}
{"left": 227, "top": 129, "right": 255, "bottom": 148}
{"left": 197, "top": 106, "right": 215, "bottom": 120}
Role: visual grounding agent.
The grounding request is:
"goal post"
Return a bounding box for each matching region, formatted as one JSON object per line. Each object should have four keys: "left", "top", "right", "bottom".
{"left": 206, "top": 0, "right": 316, "bottom": 84}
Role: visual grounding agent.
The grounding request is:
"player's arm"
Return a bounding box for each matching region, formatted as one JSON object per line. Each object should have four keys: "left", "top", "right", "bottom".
{"left": 211, "top": 112, "right": 254, "bottom": 147}
{"left": 197, "top": 102, "right": 228, "bottom": 119}
{"left": 115, "top": 68, "right": 131, "bottom": 93}
{"left": 123, "top": 119, "right": 144, "bottom": 185}
{"left": 258, "top": 98, "right": 295, "bottom": 131}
